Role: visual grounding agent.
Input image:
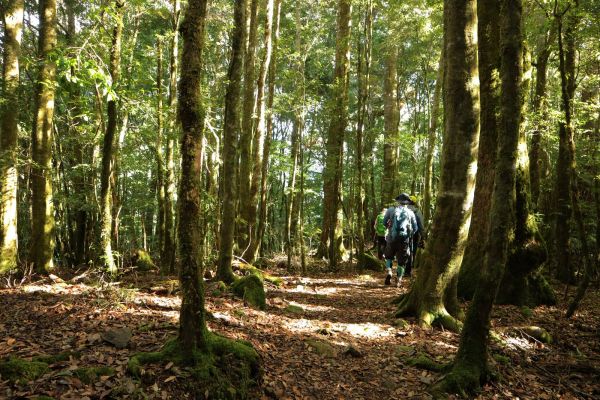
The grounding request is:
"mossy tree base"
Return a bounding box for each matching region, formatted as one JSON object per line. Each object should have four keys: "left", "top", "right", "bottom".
{"left": 395, "top": 292, "right": 463, "bottom": 332}
{"left": 128, "top": 334, "right": 260, "bottom": 399}
{"left": 431, "top": 363, "right": 489, "bottom": 399}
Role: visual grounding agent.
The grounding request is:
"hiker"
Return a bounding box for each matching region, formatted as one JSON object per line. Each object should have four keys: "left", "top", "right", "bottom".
{"left": 405, "top": 195, "right": 425, "bottom": 277}
{"left": 374, "top": 207, "right": 387, "bottom": 260}
{"left": 383, "top": 193, "right": 418, "bottom": 287}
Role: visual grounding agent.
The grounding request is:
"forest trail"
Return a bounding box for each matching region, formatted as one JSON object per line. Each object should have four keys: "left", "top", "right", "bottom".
{"left": 1, "top": 266, "right": 599, "bottom": 399}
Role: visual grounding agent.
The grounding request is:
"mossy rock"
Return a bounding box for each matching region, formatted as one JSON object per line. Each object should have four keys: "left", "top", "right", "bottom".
{"left": 73, "top": 366, "right": 115, "bottom": 384}
{"left": 231, "top": 275, "right": 266, "bottom": 310}
{"left": 357, "top": 252, "right": 384, "bottom": 272}
{"left": 133, "top": 250, "right": 157, "bottom": 271}
{"left": 236, "top": 263, "right": 283, "bottom": 287}
{"left": 0, "top": 357, "right": 49, "bottom": 383}
{"left": 518, "top": 326, "right": 552, "bottom": 344}
{"left": 305, "top": 339, "right": 335, "bottom": 357}
{"left": 285, "top": 305, "right": 304, "bottom": 314}
{"left": 128, "top": 334, "right": 260, "bottom": 399}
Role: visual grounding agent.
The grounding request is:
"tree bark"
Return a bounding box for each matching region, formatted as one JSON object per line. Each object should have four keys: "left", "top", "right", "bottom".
{"left": 30, "top": 0, "right": 57, "bottom": 273}
{"left": 382, "top": 44, "right": 399, "bottom": 205}
{"left": 98, "top": 0, "right": 124, "bottom": 275}
{"left": 177, "top": 0, "right": 209, "bottom": 353}
{"left": 0, "top": 0, "right": 24, "bottom": 274}
{"left": 396, "top": 0, "right": 479, "bottom": 331}
{"left": 155, "top": 37, "right": 166, "bottom": 268}
{"left": 217, "top": 0, "right": 246, "bottom": 283}
{"left": 458, "top": 0, "right": 500, "bottom": 299}
{"left": 318, "top": 0, "right": 351, "bottom": 269}
{"left": 436, "top": 0, "right": 522, "bottom": 394}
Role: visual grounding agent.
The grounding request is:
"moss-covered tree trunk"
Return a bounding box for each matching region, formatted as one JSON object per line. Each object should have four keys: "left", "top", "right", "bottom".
{"left": 0, "top": 0, "right": 23, "bottom": 275}
{"left": 317, "top": 0, "right": 351, "bottom": 268}
{"left": 395, "top": 0, "right": 479, "bottom": 331}
{"left": 457, "top": 0, "right": 500, "bottom": 300}
{"left": 422, "top": 49, "right": 443, "bottom": 227}
{"left": 30, "top": 0, "right": 57, "bottom": 274}
{"left": 495, "top": 47, "right": 555, "bottom": 307}
{"left": 163, "top": 0, "right": 180, "bottom": 274}
{"left": 217, "top": 0, "right": 246, "bottom": 284}
{"left": 98, "top": 0, "right": 124, "bottom": 275}
{"left": 435, "top": 0, "right": 522, "bottom": 395}
{"left": 244, "top": 0, "right": 275, "bottom": 263}
{"left": 382, "top": 44, "right": 399, "bottom": 205}
{"left": 237, "top": 0, "right": 258, "bottom": 252}
{"left": 256, "top": 0, "right": 281, "bottom": 261}
{"left": 155, "top": 37, "right": 166, "bottom": 268}
{"left": 553, "top": 2, "right": 579, "bottom": 284}
{"left": 177, "top": 0, "right": 209, "bottom": 351}
{"left": 529, "top": 24, "right": 555, "bottom": 207}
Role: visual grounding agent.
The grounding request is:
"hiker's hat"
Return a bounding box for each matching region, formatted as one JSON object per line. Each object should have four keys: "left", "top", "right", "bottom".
{"left": 395, "top": 193, "right": 411, "bottom": 204}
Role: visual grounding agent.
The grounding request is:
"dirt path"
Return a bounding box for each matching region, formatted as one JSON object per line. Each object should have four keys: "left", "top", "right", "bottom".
{"left": 1, "top": 270, "right": 599, "bottom": 399}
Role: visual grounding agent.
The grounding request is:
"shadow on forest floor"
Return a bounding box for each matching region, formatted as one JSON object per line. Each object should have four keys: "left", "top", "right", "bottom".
{"left": 1, "top": 263, "right": 599, "bottom": 399}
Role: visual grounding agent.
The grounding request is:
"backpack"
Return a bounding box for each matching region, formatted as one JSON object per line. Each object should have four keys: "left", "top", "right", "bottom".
{"left": 375, "top": 213, "right": 387, "bottom": 236}
{"left": 391, "top": 206, "right": 412, "bottom": 240}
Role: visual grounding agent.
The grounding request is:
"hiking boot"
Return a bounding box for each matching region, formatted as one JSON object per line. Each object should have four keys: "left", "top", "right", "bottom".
{"left": 385, "top": 274, "right": 391, "bottom": 285}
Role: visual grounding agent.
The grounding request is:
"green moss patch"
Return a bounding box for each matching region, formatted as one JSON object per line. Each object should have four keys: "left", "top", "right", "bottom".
{"left": 73, "top": 366, "right": 115, "bottom": 384}
{"left": 128, "top": 334, "right": 260, "bottom": 399}
{"left": 33, "top": 351, "right": 78, "bottom": 365}
{"left": 285, "top": 305, "right": 304, "bottom": 314}
{"left": 305, "top": 339, "right": 336, "bottom": 357}
{"left": 231, "top": 274, "right": 266, "bottom": 310}
{"left": 0, "top": 357, "right": 49, "bottom": 383}
{"left": 406, "top": 353, "right": 447, "bottom": 372}
{"left": 237, "top": 263, "right": 283, "bottom": 287}
{"left": 133, "top": 249, "right": 157, "bottom": 271}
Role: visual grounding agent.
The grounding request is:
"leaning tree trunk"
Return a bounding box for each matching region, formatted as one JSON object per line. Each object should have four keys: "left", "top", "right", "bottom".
{"left": 0, "top": 0, "right": 24, "bottom": 274}
{"left": 457, "top": 0, "right": 500, "bottom": 300}
{"left": 217, "top": 0, "right": 246, "bottom": 284}
{"left": 163, "top": 0, "right": 180, "bottom": 274}
{"left": 177, "top": 0, "right": 209, "bottom": 353}
{"left": 98, "top": 0, "right": 124, "bottom": 275}
{"left": 318, "top": 0, "right": 351, "bottom": 268}
{"left": 30, "top": 0, "right": 57, "bottom": 274}
{"left": 495, "top": 47, "right": 555, "bottom": 307}
{"left": 422, "top": 48, "right": 443, "bottom": 227}
{"left": 553, "top": 2, "right": 579, "bottom": 284}
{"left": 381, "top": 44, "right": 399, "bottom": 205}
{"left": 435, "top": 0, "right": 522, "bottom": 395}
{"left": 243, "top": 0, "right": 275, "bottom": 263}
{"left": 396, "top": 0, "right": 479, "bottom": 331}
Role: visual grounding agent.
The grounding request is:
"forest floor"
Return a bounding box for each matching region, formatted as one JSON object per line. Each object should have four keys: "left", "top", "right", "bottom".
{"left": 1, "top": 259, "right": 599, "bottom": 399}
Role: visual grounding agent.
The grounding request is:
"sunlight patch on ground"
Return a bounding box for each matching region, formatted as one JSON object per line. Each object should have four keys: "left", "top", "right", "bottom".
{"left": 504, "top": 336, "right": 534, "bottom": 351}
{"left": 284, "top": 318, "right": 395, "bottom": 339}
{"left": 287, "top": 301, "right": 335, "bottom": 312}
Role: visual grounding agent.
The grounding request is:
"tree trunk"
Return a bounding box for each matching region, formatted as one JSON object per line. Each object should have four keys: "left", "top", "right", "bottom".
{"left": 495, "top": 46, "right": 555, "bottom": 307}
{"left": 553, "top": 2, "right": 579, "bottom": 284}
{"left": 422, "top": 49, "right": 443, "bottom": 227}
{"left": 163, "top": 0, "right": 180, "bottom": 274}
{"left": 98, "top": 0, "right": 124, "bottom": 275}
{"left": 457, "top": 0, "right": 500, "bottom": 299}
{"left": 237, "top": 0, "right": 258, "bottom": 252}
{"left": 382, "top": 44, "right": 399, "bottom": 205}
{"left": 318, "top": 0, "right": 351, "bottom": 269}
{"left": 30, "top": 0, "right": 57, "bottom": 273}
{"left": 177, "top": 0, "right": 209, "bottom": 354}
{"left": 155, "top": 37, "right": 166, "bottom": 268}
{"left": 217, "top": 0, "right": 246, "bottom": 283}
{"left": 0, "top": 0, "right": 24, "bottom": 274}
{"left": 243, "top": 0, "right": 275, "bottom": 263}
{"left": 436, "top": 0, "right": 522, "bottom": 394}
{"left": 396, "top": 0, "right": 479, "bottom": 331}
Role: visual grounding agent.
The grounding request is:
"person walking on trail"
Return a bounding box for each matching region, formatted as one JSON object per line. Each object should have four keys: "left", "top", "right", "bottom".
{"left": 374, "top": 207, "right": 387, "bottom": 260}
{"left": 405, "top": 195, "right": 425, "bottom": 277}
{"left": 383, "top": 193, "right": 418, "bottom": 287}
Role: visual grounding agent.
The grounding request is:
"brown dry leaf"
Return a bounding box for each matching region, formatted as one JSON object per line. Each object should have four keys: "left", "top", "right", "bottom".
{"left": 164, "top": 375, "right": 177, "bottom": 383}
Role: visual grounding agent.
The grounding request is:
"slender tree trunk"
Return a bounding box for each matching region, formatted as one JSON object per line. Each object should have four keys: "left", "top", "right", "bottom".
{"left": 458, "top": 0, "right": 500, "bottom": 299}
{"left": 382, "top": 44, "right": 399, "bottom": 204}
{"left": 98, "top": 0, "right": 124, "bottom": 275}
{"left": 244, "top": 0, "right": 275, "bottom": 263}
{"left": 0, "top": 0, "right": 24, "bottom": 274}
{"left": 237, "top": 0, "right": 258, "bottom": 252}
{"left": 30, "top": 0, "right": 57, "bottom": 273}
{"left": 177, "top": 0, "right": 209, "bottom": 354}
{"left": 437, "top": 1, "right": 522, "bottom": 395}
{"left": 164, "top": 0, "right": 180, "bottom": 274}
{"left": 256, "top": 0, "right": 281, "bottom": 260}
{"left": 217, "top": 0, "right": 246, "bottom": 283}
{"left": 423, "top": 49, "right": 443, "bottom": 227}
{"left": 553, "top": 2, "right": 579, "bottom": 284}
{"left": 396, "top": 0, "right": 479, "bottom": 331}
{"left": 155, "top": 37, "right": 166, "bottom": 267}
{"left": 318, "top": 0, "right": 351, "bottom": 268}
